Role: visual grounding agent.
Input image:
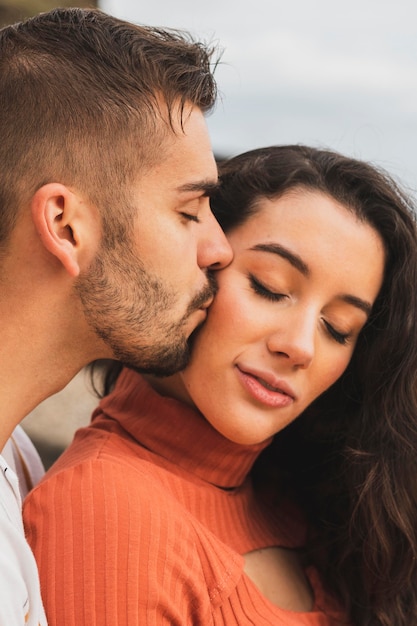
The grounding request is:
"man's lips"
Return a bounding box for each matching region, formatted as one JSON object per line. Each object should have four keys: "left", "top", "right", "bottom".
{"left": 191, "top": 272, "right": 218, "bottom": 313}
{"left": 200, "top": 295, "right": 214, "bottom": 310}
{"left": 236, "top": 364, "right": 296, "bottom": 408}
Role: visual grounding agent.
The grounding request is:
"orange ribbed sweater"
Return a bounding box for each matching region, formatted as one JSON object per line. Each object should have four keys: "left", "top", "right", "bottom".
{"left": 23, "top": 371, "right": 343, "bottom": 625}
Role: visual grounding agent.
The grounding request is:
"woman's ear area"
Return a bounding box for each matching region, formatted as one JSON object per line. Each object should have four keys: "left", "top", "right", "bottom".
{"left": 30, "top": 183, "right": 101, "bottom": 278}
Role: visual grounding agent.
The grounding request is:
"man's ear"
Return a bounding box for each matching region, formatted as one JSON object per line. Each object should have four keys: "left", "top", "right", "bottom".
{"left": 30, "top": 183, "right": 99, "bottom": 277}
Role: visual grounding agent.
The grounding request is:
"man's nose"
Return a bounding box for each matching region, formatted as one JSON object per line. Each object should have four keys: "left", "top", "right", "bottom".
{"left": 197, "top": 211, "right": 233, "bottom": 270}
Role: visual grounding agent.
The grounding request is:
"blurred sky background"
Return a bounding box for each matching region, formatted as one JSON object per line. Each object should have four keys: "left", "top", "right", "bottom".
{"left": 101, "top": 0, "right": 417, "bottom": 198}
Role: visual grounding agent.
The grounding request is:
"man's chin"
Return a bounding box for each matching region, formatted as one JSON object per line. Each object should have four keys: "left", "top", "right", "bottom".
{"left": 124, "top": 340, "right": 191, "bottom": 378}
{"left": 142, "top": 306, "right": 208, "bottom": 377}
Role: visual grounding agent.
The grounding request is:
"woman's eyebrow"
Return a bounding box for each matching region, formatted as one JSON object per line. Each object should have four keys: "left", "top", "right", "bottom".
{"left": 251, "top": 242, "right": 373, "bottom": 316}
{"left": 339, "top": 294, "right": 372, "bottom": 316}
{"left": 250, "top": 242, "right": 310, "bottom": 276}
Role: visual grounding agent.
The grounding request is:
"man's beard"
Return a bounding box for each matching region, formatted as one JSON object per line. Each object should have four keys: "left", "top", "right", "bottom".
{"left": 75, "top": 244, "right": 217, "bottom": 376}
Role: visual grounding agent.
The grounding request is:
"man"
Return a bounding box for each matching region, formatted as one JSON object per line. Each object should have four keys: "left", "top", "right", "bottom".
{"left": 0, "top": 7, "right": 231, "bottom": 624}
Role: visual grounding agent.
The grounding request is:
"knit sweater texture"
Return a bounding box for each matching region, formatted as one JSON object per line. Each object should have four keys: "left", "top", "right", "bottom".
{"left": 23, "top": 371, "right": 344, "bottom": 625}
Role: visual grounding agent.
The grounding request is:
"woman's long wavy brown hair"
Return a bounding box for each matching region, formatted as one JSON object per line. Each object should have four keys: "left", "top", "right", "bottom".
{"left": 212, "top": 145, "right": 417, "bottom": 626}
{"left": 94, "top": 144, "right": 417, "bottom": 624}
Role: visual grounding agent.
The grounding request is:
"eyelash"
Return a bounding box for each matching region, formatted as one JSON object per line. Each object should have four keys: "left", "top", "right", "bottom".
{"left": 249, "top": 274, "right": 287, "bottom": 302}
{"left": 322, "top": 320, "right": 350, "bottom": 345}
{"left": 180, "top": 212, "right": 200, "bottom": 223}
{"left": 249, "top": 274, "right": 351, "bottom": 346}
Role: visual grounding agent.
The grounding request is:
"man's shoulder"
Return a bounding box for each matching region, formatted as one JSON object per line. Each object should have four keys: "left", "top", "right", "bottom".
{"left": 0, "top": 460, "right": 47, "bottom": 626}
{"left": 0, "top": 455, "right": 23, "bottom": 528}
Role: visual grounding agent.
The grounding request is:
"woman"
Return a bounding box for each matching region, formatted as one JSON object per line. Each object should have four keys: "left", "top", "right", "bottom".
{"left": 24, "top": 146, "right": 417, "bottom": 625}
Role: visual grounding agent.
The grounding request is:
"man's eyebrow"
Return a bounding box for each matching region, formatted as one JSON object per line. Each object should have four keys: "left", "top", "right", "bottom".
{"left": 176, "top": 180, "right": 220, "bottom": 196}
{"left": 251, "top": 242, "right": 373, "bottom": 316}
{"left": 251, "top": 242, "right": 310, "bottom": 277}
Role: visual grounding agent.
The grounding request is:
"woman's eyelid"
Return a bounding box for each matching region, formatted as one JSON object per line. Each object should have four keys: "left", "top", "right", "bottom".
{"left": 323, "top": 306, "right": 367, "bottom": 344}
{"left": 248, "top": 273, "right": 288, "bottom": 301}
{"left": 323, "top": 318, "right": 352, "bottom": 345}
{"left": 249, "top": 272, "right": 357, "bottom": 346}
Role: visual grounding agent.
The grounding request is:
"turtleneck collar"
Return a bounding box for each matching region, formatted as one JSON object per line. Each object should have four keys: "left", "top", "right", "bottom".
{"left": 96, "top": 368, "right": 271, "bottom": 489}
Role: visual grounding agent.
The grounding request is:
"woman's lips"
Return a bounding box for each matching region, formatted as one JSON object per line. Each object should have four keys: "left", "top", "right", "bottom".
{"left": 235, "top": 365, "right": 295, "bottom": 408}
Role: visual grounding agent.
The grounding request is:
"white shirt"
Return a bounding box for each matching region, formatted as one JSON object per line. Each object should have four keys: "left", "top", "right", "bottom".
{"left": 2, "top": 426, "right": 45, "bottom": 499}
{"left": 0, "top": 440, "right": 47, "bottom": 625}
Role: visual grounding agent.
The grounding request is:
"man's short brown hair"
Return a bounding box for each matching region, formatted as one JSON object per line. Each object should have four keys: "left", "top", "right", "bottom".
{"left": 0, "top": 7, "right": 220, "bottom": 245}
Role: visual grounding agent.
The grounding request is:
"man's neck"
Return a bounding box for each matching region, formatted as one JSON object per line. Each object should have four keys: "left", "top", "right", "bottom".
{"left": 0, "top": 212, "right": 109, "bottom": 450}
{"left": 0, "top": 295, "right": 106, "bottom": 450}
{"left": 0, "top": 336, "right": 85, "bottom": 449}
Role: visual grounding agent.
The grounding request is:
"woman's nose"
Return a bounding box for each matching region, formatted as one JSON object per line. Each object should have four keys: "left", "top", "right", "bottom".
{"left": 266, "top": 309, "right": 315, "bottom": 369}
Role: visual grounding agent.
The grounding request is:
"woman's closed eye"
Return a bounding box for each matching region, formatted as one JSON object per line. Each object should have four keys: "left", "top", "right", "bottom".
{"left": 248, "top": 274, "right": 288, "bottom": 302}
{"left": 322, "top": 319, "right": 351, "bottom": 346}
{"left": 249, "top": 274, "right": 353, "bottom": 346}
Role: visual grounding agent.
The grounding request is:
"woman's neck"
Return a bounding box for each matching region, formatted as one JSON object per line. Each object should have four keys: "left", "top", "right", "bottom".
{"left": 143, "top": 372, "right": 195, "bottom": 408}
